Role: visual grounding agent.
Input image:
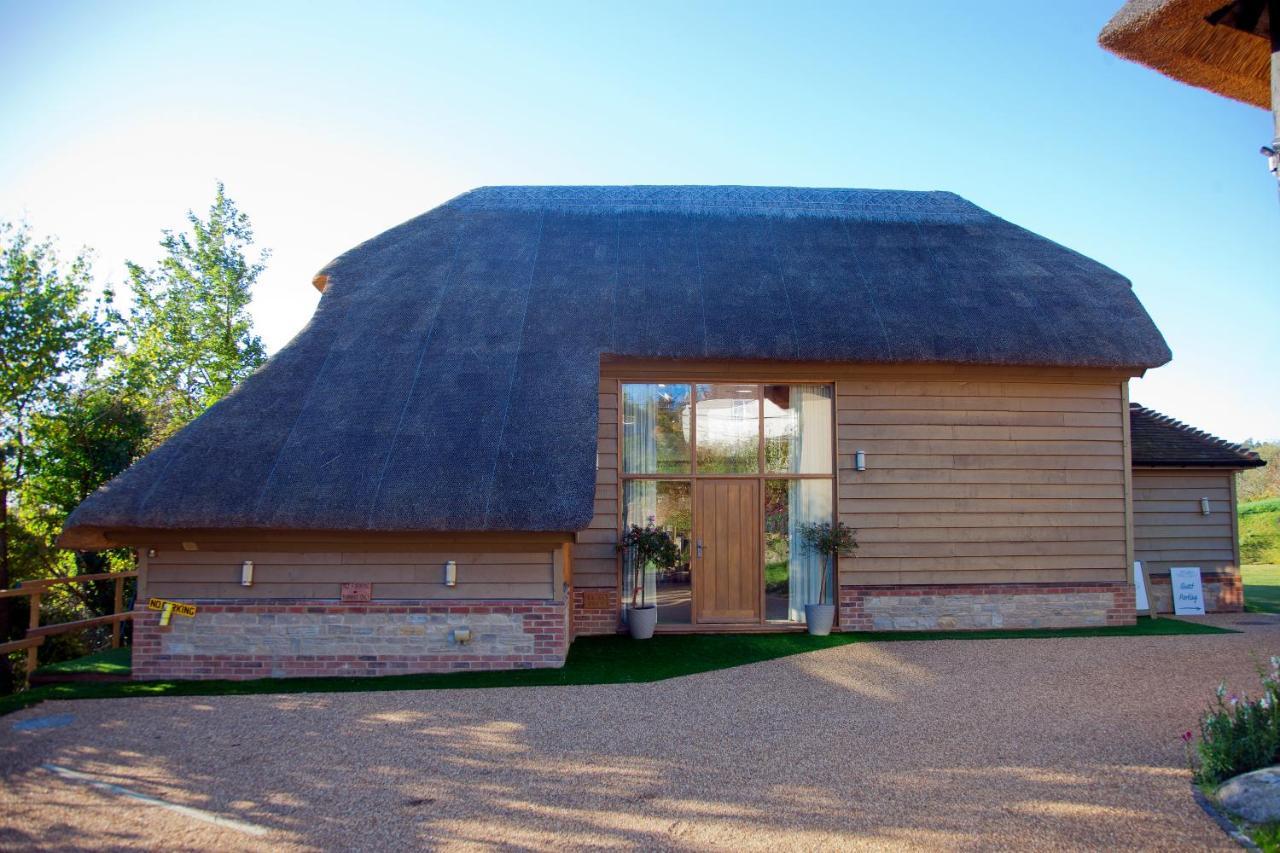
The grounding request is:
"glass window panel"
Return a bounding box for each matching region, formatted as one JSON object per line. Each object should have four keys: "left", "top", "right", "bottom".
{"left": 695, "top": 383, "right": 760, "bottom": 474}
{"left": 622, "top": 480, "right": 692, "bottom": 624}
{"left": 764, "top": 479, "right": 833, "bottom": 621}
{"left": 622, "top": 384, "right": 691, "bottom": 474}
{"left": 764, "top": 384, "right": 833, "bottom": 474}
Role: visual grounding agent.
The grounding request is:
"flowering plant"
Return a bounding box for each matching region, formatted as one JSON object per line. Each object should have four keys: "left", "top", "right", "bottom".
{"left": 1190, "top": 656, "right": 1280, "bottom": 784}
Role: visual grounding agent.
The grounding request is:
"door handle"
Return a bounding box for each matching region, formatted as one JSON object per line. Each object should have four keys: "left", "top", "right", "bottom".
{"left": 696, "top": 540, "right": 704, "bottom": 558}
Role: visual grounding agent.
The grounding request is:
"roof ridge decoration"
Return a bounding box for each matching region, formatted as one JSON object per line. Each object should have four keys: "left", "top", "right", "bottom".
{"left": 445, "top": 185, "right": 991, "bottom": 222}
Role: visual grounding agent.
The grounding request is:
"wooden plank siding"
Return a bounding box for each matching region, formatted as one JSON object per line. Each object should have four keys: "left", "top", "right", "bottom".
{"left": 144, "top": 549, "right": 556, "bottom": 601}
{"left": 572, "top": 376, "right": 621, "bottom": 588}
{"left": 581, "top": 362, "right": 1136, "bottom": 593}
{"left": 835, "top": 373, "right": 1129, "bottom": 587}
{"left": 1132, "top": 468, "right": 1239, "bottom": 576}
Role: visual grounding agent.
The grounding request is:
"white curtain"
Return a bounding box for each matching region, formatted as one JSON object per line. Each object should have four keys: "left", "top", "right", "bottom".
{"left": 787, "top": 385, "right": 834, "bottom": 622}
{"left": 623, "top": 384, "right": 659, "bottom": 474}
{"left": 621, "top": 384, "right": 661, "bottom": 616}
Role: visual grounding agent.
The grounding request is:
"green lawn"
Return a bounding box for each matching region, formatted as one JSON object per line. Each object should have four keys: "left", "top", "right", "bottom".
{"left": 1241, "top": 498, "right": 1280, "bottom": 566}
{"left": 1247, "top": 821, "right": 1280, "bottom": 853}
{"left": 33, "top": 646, "right": 132, "bottom": 676}
{"left": 1244, "top": 564, "right": 1280, "bottom": 614}
{"left": 0, "top": 617, "right": 1232, "bottom": 717}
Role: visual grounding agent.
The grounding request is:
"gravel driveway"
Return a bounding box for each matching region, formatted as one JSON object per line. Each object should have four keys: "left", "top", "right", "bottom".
{"left": 3, "top": 615, "right": 1278, "bottom": 851}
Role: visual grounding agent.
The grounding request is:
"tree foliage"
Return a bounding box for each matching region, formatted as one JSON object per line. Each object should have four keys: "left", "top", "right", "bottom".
{"left": 0, "top": 183, "right": 270, "bottom": 689}
{"left": 1239, "top": 441, "right": 1280, "bottom": 503}
{"left": 121, "top": 182, "right": 267, "bottom": 441}
{"left": 0, "top": 222, "right": 111, "bottom": 490}
{"left": 0, "top": 222, "right": 113, "bottom": 689}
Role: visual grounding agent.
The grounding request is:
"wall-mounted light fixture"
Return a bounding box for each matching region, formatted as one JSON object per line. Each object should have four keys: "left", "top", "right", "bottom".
{"left": 240, "top": 560, "right": 255, "bottom": 587}
{"left": 444, "top": 560, "right": 458, "bottom": 587}
{"left": 855, "top": 450, "right": 867, "bottom": 472}
{"left": 147, "top": 548, "right": 157, "bottom": 558}
{"left": 181, "top": 541, "right": 198, "bottom": 551}
{"left": 1201, "top": 497, "right": 1211, "bottom": 516}
{"left": 452, "top": 627, "right": 472, "bottom": 644}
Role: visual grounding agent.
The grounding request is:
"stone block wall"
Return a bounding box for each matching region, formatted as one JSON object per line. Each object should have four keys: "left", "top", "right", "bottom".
{"left": 839, "top": 582, "right": 1136, "bottom": 631}
{"left": 1145, "top": 573, "right": 1242, "bottom": 614}
{"left": 571, "top": 588, "right": 619, "bottom": 637}
{"left": 132, "top": 599, "right": 568, "bottom": 681}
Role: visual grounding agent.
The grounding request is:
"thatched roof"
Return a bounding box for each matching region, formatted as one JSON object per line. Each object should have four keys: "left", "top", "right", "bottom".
{"left": 61, "top": 186, "right": 1171, "bottom": 547}
{"left": 1130, "top": 403, "right": 1266, "bottom": 467}
{"left": 1099, "top": 0, "right": 1272, "bottom": 110}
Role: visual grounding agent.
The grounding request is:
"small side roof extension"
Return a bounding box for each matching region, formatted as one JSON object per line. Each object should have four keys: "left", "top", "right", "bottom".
{"left": 1129, "top": 402, "right": 1266, "bottom": 468}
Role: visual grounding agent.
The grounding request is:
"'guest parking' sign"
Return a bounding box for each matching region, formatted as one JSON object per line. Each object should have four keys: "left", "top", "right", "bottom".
{"left": 1170, "top": 567, "right": 1206, "bottom": 616}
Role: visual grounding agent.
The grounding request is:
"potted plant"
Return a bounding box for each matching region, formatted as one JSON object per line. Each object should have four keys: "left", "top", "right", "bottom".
{"left": 617, "top": 520, "right": 678, "bottom": 639}
{"left": 798, "top": 520, "right": 858, "bottom": 636}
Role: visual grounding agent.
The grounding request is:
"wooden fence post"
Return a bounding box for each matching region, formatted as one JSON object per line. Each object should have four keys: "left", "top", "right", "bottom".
{"left": 111, "top": 577, "right": 124, "bottom": 648}
{"left": 27, "top": 591, "right": 41, "bottom": 675}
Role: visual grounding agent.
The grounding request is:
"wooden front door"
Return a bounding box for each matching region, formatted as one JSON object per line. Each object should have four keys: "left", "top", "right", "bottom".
{"left": 693, "top": 479, "right": 760, "bottom": 623}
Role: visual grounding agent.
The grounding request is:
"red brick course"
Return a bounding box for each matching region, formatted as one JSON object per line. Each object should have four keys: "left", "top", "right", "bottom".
{"left": 1145, "top": 572, "right": 1243, "bottom": 613}
{"left": 571, "top": 588, "right": 619, "bottom": 637}
{"left": 132, "top": 599, "right": 569, "bottom": 681}
{"left": 839, "top": 581, "right": 1137, "bottom": 631}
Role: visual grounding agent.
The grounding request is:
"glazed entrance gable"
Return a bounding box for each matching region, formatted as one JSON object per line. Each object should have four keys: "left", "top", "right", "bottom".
{"left": 572, "top": 361, "right": 1138, "bottom": 634}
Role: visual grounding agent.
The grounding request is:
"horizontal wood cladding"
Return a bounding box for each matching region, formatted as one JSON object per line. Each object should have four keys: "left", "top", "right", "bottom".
{"left": 837, "top": 373, "right": 1128, "bottom": 586}
{"left": 144, "top": 549, "right": 555, "bottom": 601}
{"left": 1133, "top": 469, "right": 1239, "bottom": 576}
{"left": 572, "top": 375, "right": 621, "bottom": 589}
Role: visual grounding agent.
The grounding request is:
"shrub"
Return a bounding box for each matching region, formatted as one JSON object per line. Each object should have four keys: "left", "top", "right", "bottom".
{"left": 1193, "top": 658, "right": 1280, "bottom": 785}
{"left": 617, "top": 522, "right": 679, "bottom": 609}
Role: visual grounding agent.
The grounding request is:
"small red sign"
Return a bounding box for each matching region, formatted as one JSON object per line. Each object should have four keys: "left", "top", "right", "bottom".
{"left": 341, "top": 582, "right": 372, "bottom": 603}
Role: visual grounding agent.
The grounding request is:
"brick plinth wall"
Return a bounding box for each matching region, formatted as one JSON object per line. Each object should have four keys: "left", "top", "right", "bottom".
{"left": 571, "top": 588, "right": 619, "bottom": 637}
{"left": 132, "top": 599, "right": 569, "bottom": 681}
{"left": 1146, "top": 573, "right": 1243, "bottom": 614}
{"left": 839, "top": 582, "right": 1137, "bottom": 631}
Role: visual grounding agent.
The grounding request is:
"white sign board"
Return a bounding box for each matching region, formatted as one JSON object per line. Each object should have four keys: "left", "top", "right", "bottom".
{"left": 1170, "top": 566, "right": 1206, "bottom": 616}
{"left": 1133, "top": 561, "right": 1149, "bottom": 612}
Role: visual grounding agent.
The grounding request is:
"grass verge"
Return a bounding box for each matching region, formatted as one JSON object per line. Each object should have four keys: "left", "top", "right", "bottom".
{"left": 1248, "top": 820, "right": 1280, "bottom": 853}
{"left": 33, "top": 646, "right": 132, "bottom": 676}
{"left": 1, "top": 616, "right": 1233, "bottom": 717}
{"left": 1245, "top": 564, "right": 1280, "bottom": 614}
{"left": 1241, "top": 498, "right": 1280, "bottom": 566}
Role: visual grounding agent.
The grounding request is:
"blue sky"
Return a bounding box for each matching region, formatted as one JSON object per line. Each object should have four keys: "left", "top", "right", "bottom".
{"left": 2, "top": 0, "right": 1276, "bottom": 440}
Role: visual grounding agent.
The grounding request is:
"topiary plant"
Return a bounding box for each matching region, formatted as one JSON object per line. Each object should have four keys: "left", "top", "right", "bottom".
{"left": 798, "top": 520, "right": 858, "bottom": 605}
{"left": 618, "top": 521, "right": 679, "bottom": 609}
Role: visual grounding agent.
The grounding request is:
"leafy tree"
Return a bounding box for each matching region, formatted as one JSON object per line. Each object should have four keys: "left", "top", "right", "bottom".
{"left": 121, "top": 183, "right": 267, "bottom": 441}
{"left": 0, "top": 222, "right": 111, "bottom": 690}
{"left": 1239, "top": 441, "right": 1280, "bottom": 503}
{"left": 17, "top": 388, "right": 149, "bottom": 658}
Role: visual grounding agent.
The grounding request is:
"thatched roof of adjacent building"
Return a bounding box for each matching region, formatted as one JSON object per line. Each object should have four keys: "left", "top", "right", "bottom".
{"left": 1130, "top": 403, "right": 1266, "bottom": 467}
{"left": 1100, "top": 0, "right": 1272, "bottom": 109}
{"left": 62, "top": 186, "right": 1171, "bottom": 547}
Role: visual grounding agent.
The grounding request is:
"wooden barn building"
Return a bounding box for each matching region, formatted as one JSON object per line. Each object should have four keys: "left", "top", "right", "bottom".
{"left": 59, "top": 186, "right": 1263, "bottom": 679}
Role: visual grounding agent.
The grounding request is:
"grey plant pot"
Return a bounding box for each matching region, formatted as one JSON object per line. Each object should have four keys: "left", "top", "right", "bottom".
{"left": 628, "top": 605, "right": 658, "bottom": 639}
{"left": 805, "top": 603, "right": 836, "bottom": 636}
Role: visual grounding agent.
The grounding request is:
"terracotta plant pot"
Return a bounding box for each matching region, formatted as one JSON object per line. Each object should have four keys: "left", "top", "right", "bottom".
{"left": 628, "top": 605, "right": 658, "bottom": 639}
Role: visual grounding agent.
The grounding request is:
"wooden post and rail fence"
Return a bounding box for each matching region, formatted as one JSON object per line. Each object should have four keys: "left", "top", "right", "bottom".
{"left": 0, "top": 571, "right": 137, "bottom": 676}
